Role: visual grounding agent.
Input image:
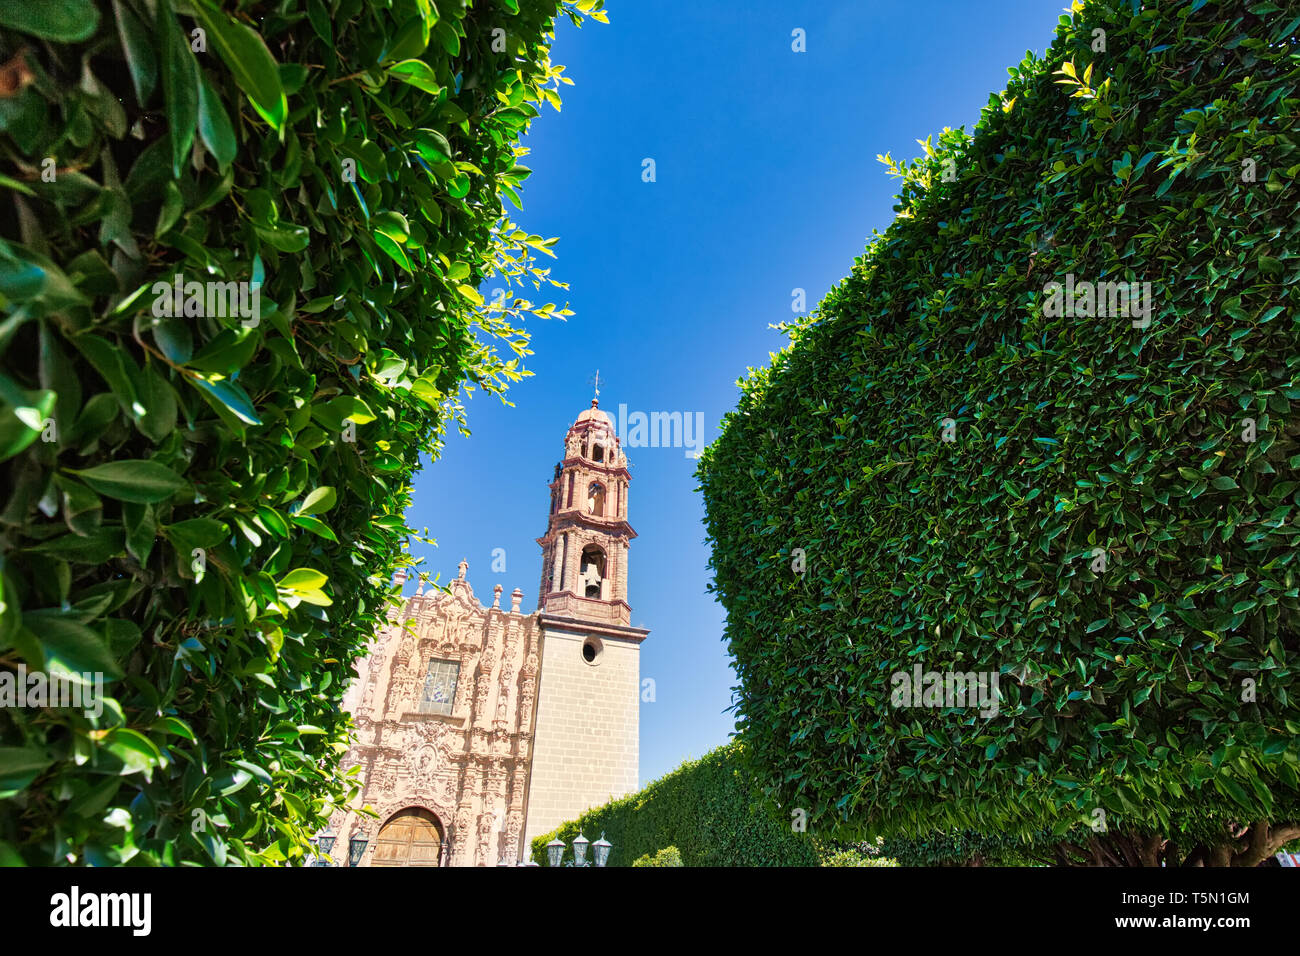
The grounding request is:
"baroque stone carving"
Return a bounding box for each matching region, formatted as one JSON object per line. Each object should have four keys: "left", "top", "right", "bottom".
{"left": 338, "top": 560, "right": 544, "bottom": 866}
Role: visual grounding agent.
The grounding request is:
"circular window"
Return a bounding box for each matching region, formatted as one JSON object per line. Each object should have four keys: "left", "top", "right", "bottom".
{"left": 581, "top": 638, "right": 603, "bottom": 665}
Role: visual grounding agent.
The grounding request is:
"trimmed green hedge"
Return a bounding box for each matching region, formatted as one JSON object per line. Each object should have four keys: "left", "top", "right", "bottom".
{"left": 698, "top": 0, "right": 1300, "bottom": 865}
{"left": 530, "top": 743, "right": 822, "bottom": 867}
{"left": 0, "top": 0, "right": 602, "bottom": 865}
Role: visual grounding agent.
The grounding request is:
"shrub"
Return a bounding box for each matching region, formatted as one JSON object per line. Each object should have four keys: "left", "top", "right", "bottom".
{"left": 820, "top": 846, "right": 897, "bottom": 867}
{"left": 698, "top": 0, "right": 1300, "bottom": 865}
{"left": 0, "top": 0, "right": 603, "bottom": 865}
{"left": 631, "top": 845, "right": 683, "bottom": 867}
{"left": 530, "top": 743, "right": 822, "bottom": 867}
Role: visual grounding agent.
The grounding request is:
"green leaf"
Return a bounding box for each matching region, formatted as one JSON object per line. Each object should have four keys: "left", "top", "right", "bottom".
{"left": 197, "top": 70, "right": 237, "bottom": 169}
{"left": 0, "top": 385, "right": 55, "bottom": 462}
{"left": 165, "top": 517, "right": 229, "bottom": 551}
{"left": 0, "top": 1, "right": 99, "bottom": 41}
{"left": 278, "top": 569, "right": 327, "bottom": 592}
{"left": 386, "top": 17, "right": 431, "bottom": 61}
{"left": 159, "top": 0, "right": 200, "bottom": 177}
{"left": 1216, "top": 776, "right": 1255, "bottom": 813}
{"left": 190, "top": 1, "right": 288, "bottom": 130}
{"left": 113, "top": 0, "right": 157, "bottom": 105}
{"left": 24, "top": 611, "right": 123, "bottom": 682}
{"left": 152, "top": 716, "right": 196, "bottom": 742}
{"left": 373, "top": 211, "right": 410, "bottom": 245}
{"left": 389, "top": 59, "right": 442, "bottom": 96}
{"left": 415, "top": 128, "right": 453, "bottom": 164}
{"left": 191, "top": 375, "right": 262, "bottom": 426}
{"left": 0, "top": 747, "right": 52, "bottom": 799}
{"left": 152, "top": 318, "right": 194, "bottom": 364}
{"left": 70, "top": 334, "right": 139, "bottom": 417}
{"left": 255, "top": 222, "right": 310, "bottom": 253}
{"left": 103, "top": 729, "right": 163, "bottom": 777}
{"left": 134, "top": 365, "right": 177, "bottom": 443}
{"left": 215, "top": 768, "right": 253, "bottom": 796}
{"left": 67, "top": 460, "right": 190, "bottom": 503}
{"left": 290, "top": 514, "right": 338, "bottom": 542}
{"left": 448, "top": 171, "right": 471, "bottom": 199}
{"left": 306, "top": 0, "right": 332, "bottom": 44}
{"left": 297, "top": 486, "right": 337, "bottom": 516}
{"left": 373, "top": 232, "right": 412, "bottom": 271}
{"left": 312, "top": 396, "right": 376, "bottom": 430}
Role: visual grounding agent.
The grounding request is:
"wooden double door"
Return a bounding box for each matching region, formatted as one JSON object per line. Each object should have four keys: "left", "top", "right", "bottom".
{"left": 371, "top": 808, "right": 445, "bottom": 867}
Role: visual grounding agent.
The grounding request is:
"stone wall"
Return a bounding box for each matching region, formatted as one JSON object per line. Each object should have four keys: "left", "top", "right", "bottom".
{"left": 524, "top": 622, "right": 641, "bottom": 848}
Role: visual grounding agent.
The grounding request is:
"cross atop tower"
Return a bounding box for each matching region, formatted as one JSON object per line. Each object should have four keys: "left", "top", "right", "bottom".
{"left": 588, "top": 369, "right": 601, "bottom": 407}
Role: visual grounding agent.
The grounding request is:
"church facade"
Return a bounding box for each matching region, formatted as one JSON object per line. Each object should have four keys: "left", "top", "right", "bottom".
{"left": 324, "top": 398, "right": 649, "bottom": 866}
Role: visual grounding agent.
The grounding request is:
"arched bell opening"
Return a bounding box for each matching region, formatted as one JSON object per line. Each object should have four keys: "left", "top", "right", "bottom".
{"left": 578, "top": 545, "right": 607, "bottom": 599}
{"left": 587, "top": 481, "right": 606, "bottom": 517}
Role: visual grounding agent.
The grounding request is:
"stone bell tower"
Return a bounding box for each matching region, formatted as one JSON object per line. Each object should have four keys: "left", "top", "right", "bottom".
{"left": 523, "top": 392, "right": 650, "bottom": 848}
{"left": 536, "top": 396, "right": 634, "bottom": 622}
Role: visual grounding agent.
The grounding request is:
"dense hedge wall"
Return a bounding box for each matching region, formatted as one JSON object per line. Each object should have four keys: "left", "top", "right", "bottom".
{"left": 529, "top": 743, "right": 822, "bottom": 867}
{"left": 0, "top": 0, "right": 602, "bottom": 865}
{"left": 698, "top": 0, "right": 1300, "bottom": 865}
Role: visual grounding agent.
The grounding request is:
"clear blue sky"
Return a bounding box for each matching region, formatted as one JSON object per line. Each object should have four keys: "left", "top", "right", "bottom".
{"left": 405, "top": 0, "right": 1068, "bottom": 786}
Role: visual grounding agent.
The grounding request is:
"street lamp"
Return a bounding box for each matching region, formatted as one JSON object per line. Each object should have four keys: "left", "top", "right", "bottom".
{"left": 348, "top": 834, "right": 369, "bottom": 867}
{"left": 308, "top": 829, "right": 337, "bottom": 866}
{"left": 592, "top": 833, "right": 612, "bottom": 868}
{"left": 545, "top": 832, "right": 612, "bottom": 867}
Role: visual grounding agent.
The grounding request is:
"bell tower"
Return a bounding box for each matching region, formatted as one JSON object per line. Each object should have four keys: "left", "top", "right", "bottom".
{"left": 536, "top": 396, "right": 635, "bottom": 624}
{"left": 523, "top": 390, "right": 649, "bottom": 849}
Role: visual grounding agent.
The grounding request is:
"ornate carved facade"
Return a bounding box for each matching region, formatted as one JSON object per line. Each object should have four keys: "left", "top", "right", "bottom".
{"left": 324, "top": 398, "right": 649, "bottom": 866}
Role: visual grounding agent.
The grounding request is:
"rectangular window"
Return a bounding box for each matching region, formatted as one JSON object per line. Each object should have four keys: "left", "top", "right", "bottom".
{"left": 419, "top": 659, "right": 460, "bottom": 716}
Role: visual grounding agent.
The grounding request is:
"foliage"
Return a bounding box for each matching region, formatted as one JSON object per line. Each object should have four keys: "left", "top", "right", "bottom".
{"left": 819, "top": 845, "right": 897, "bottom": 867}
{"left": 0, "top": 0, "right": 603, "bottom": 865}
{"left": 698, "top": 0, "right": 1300, "bottom": 864}
{"left": 630, "top": 845, "right": 682, "bottom": 867}
{"left": 874, "top": 831, "right": 1045, "bottom": 867}
{"left": 530, "top": 743, "right": 822, "bottom": 867}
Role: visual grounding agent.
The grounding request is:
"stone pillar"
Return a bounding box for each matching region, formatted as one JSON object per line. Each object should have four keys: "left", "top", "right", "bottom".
{"left": 617, "top": 540, "right": 629, "bottom": 603}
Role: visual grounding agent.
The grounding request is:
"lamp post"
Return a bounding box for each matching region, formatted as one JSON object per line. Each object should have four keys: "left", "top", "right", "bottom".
{"left": 348, "top": 834, "right": 369, "bottom": 867}
{"left": 546, "top": 837, "right": 565, "bottom": 868}
{"left": 310, "top": 829, "right": 336, "bottom": 866}
{"left": 544, "top": 832, "right": 612, "bottom": 867}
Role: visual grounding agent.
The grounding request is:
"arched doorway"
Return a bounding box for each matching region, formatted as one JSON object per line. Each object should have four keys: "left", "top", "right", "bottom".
{"left": 371, "top": 808, "right": 445, "bottom": 867}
